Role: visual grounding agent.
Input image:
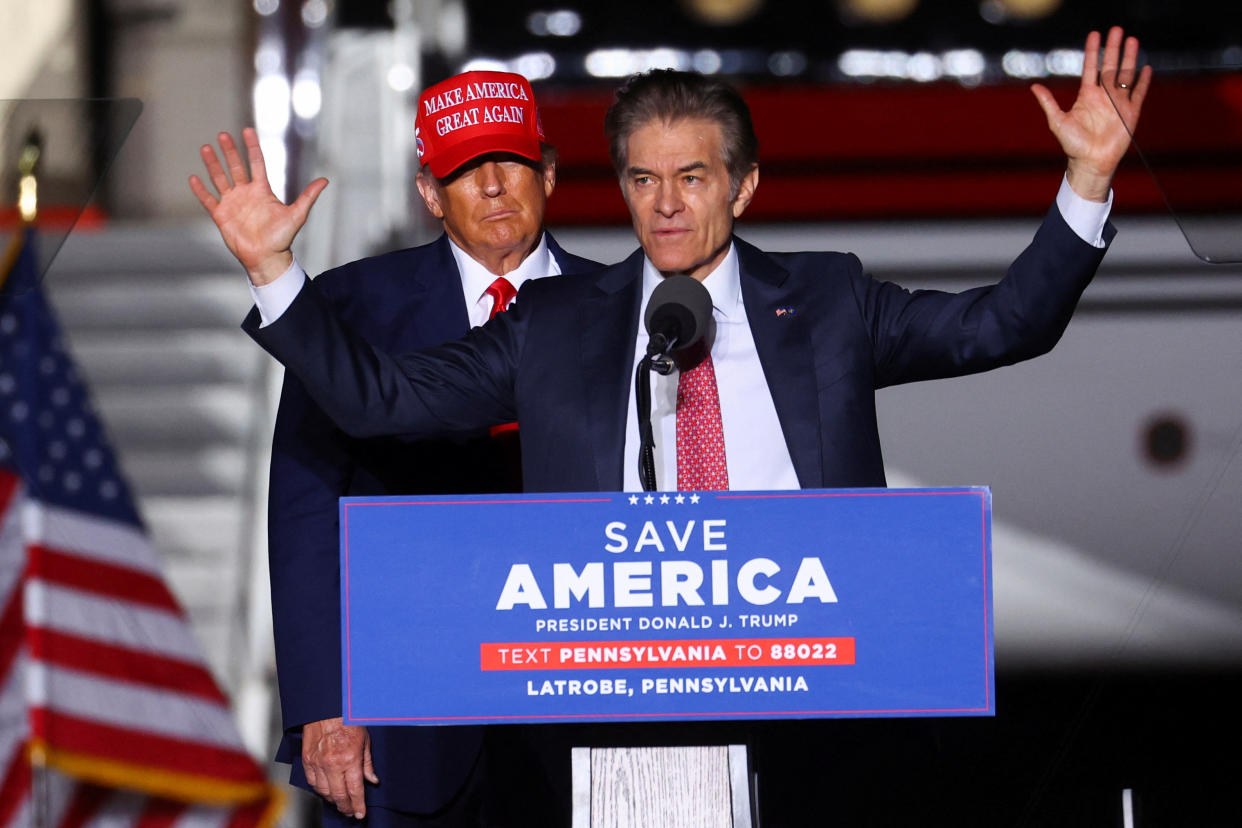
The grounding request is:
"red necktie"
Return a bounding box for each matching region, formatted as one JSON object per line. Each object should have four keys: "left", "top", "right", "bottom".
{"left": 484, "top": 276, "right": 516, "bottom": 319}
{"left": 485, "top": 277, "right": 520, "bottom": 439}
{"left": 676, "top": 343, "right": 728, "bottom": 491}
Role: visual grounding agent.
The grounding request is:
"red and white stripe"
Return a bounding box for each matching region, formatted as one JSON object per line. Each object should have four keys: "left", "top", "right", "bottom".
{"left": 0, "top": 472, "right": 279, "bottom": 828}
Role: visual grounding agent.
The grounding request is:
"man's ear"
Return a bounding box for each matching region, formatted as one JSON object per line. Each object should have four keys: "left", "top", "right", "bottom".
{"left": 731, "top": 164, "right": 759, "bottom": 219}
{"left": 542, "top": 159, "right": 557, "bottom": 198}
{"left": 415, "top": 169, "right": 445, "bottom": 219}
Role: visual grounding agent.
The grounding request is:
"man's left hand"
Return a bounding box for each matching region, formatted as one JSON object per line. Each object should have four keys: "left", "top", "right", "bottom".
{"left": 1031, "top": 26, "right": 1152, "bottom": 202}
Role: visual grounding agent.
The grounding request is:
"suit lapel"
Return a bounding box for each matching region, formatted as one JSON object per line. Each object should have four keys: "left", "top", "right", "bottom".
{"left": 736, "top": 238, "right": 823, "bottom": 489}
{"left": 402, "top": 235, "right": 471, "bottom": 346}
{"left": 579, "top": 249, "right": 645, "bottom": 490}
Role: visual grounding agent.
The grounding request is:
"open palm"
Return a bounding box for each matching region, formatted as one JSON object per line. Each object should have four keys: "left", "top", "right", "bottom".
{"left": 1031, "top": 27, "right": 1152, "bottom": 202}
{"left": 189, "top": 127, "right": 328, "bottom": 285}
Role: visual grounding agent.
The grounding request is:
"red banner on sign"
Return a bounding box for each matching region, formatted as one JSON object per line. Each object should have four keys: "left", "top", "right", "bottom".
{"left": 480, "top": 637, "right": 856, "bottom": 670}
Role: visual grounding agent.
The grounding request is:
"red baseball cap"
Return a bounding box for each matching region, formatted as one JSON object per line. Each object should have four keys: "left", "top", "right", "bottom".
{"left": 415, "top": 70, "right": 545, "bottom": 178}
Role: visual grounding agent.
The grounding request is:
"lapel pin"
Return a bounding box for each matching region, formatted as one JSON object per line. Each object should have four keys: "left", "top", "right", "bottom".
{"left": 775, "top": 306, "right": 796, "bottom": 317}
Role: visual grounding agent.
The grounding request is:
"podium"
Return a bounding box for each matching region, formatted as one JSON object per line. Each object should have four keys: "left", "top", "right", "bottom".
{"left": 340, "top": 488, "right": 994, "bottom": 822}
{"left": 572, "top": 745, "right": 751, "bottom": 828}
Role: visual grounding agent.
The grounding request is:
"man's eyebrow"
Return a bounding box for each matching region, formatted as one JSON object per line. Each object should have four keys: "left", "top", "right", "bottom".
{"left": 626, "top": 161, "right": 709, "bottom": 177}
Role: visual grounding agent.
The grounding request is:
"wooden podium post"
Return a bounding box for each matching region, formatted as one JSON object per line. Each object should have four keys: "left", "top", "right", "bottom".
{"left": 571, "top": 745, "right": 752, "bottom": 828}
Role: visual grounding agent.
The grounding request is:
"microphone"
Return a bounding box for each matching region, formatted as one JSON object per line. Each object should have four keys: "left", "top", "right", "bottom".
{"left": 643, "top": 275, "right": 713, "bottom": 358}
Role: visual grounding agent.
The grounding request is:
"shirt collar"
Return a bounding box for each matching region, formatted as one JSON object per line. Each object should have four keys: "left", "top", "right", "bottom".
{"left": 640, "top": 241, "right": 741, "bottom": 320}
{"left": 449, "top": 231, "right": 557, "bottom": 306}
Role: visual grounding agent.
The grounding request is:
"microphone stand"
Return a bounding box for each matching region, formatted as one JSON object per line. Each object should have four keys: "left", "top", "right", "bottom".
{"left": 636, "top": 334, "right": 676, "bottom": 492}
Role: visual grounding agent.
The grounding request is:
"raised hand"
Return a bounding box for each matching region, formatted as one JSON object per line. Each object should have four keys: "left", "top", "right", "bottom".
{"left": 1031, "top": 26, "right": 1152, "bottom": 202}
{"left": 189, "top": 127, "right": 328, "bottom": 285}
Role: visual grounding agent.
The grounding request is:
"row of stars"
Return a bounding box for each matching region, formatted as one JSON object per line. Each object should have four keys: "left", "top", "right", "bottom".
{"left": 627, "top": 493, "right": 705, "bottom": 505}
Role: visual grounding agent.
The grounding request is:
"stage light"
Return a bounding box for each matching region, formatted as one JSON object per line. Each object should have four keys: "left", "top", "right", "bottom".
{"left": 527, "top": 10, "right": 583, "bottom": 37}
{"left": 681, "top": 0, "right": 763, "bottom": 26}
{"left": 460, "top": 57, "right": 509, "bottom": 73}
{"left": 387, "top": 63, "right": 416, "bottom": 92}
{"left": 301, "top": 0, "right": 329, "bottom": 28}
{"left": 291, "top": 70, "right": 322, "bottom": 119}
{"left": 693, "top": 49, "right": 723, "bottom": 74}
{"left": 514, "top": 52, "right": 557, "bottom": 81}
{"left": 836, "top": 0, "right": 918, "bottom": 25}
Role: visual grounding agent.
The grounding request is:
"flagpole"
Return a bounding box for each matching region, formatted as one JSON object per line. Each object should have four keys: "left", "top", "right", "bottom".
{"left": 0, "top": 130, "right": 39, "bottom": 289}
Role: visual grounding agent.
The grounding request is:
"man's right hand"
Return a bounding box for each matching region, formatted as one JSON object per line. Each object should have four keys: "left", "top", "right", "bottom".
{"left": 301, "top": 716, "right": 379, "bottom": 819}
{"left": 189, "top": 127, "right": 328, "bottom": 286}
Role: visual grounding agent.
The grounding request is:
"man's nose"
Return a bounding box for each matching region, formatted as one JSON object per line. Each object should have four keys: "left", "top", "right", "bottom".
{"left": 478, "top": 162, "right": 506, "bottom": 197}
{"left": 654, "top": 181, "right": 682, "bottom": 217}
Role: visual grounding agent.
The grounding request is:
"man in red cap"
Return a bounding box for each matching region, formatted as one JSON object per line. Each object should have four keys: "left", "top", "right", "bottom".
{"left": 191, "top": 71, "right": 597, "bottom": 828}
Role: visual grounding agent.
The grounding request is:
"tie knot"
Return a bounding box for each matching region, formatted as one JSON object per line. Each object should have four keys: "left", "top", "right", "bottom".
{"left": 484, "top": 277, "right": 517, "bottom": 319}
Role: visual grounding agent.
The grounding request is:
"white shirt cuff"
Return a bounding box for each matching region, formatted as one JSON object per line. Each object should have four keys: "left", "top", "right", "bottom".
{"left": 1056, "top": 174, "right": 1112, "bottom": 249}
{"left": 250, "top": 259, "right": 307, "bottom": 326}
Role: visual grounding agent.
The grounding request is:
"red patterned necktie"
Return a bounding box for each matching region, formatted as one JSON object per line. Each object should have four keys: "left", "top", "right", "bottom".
{"left": 484, "top": 277, "right": 520, "bottom": 441}
{"left": 484, "top": 276, "right": 516, "bottom": 319}
{"left": 676, "top": 343, "right": 728, "bottom": 491}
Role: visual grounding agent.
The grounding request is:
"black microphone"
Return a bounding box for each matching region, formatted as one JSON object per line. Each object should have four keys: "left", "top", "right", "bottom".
{"left": 643, "top": 275, "right": 713, "bottom": 358}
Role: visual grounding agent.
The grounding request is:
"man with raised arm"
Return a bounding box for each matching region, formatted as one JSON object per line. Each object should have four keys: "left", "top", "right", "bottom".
{"left": 233, "top": 28, "right": 1148, "bottom": 495}
{"left": 191, "top": 71, "right": 597, "bottom": 828}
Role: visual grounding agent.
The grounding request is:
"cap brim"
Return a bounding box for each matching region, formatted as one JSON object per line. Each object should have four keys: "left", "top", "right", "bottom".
{"left": 428, "top": 134, "right": 543, "bottom": 178}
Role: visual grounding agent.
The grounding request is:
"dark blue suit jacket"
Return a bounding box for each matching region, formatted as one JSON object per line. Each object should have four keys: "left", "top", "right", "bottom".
{"left": 267, "top": 232, "right": 598, "bottom": 813}
{"left": 250, "top": 205, "right": 1112, "bottom": 495}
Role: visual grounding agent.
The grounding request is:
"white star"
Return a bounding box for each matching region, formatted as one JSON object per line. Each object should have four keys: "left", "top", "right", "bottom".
{"left": 659, "top": 494, "right": 670, "bottom": 504}
{"left": 628, "top": 495, "right": 639, "bottom": 505}
{"left": 690, "top": 494, "right": 701, "bottom": 504}
{"left": 675, "top": 494, "right": 685, "bottom": 504}
{"left": 644, "top": 494, "right": 655, "bottom": 504}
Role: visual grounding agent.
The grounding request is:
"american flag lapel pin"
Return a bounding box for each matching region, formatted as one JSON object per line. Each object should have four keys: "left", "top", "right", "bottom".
{"left": 775, "top": 306, "right": 796, "bottom": 317}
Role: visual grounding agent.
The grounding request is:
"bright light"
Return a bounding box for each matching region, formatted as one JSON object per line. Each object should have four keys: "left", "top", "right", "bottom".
{"left": 253, "top": 73, "right": 291, "bottom": 134}
{"left": 585, "top": 48, "right": 690, "bottom": 77}
{"left": 461, "top": 57, "right": 509, "bottom": 73}
{"left": 943, "top": 49, "right": 985, "bottom": 78}
{"left": 259, "top": 136, "right": 288, "bottom": 202}
{"left": 514, "top": 51, "right": 557, "bottom": 81}
{"left": 302, "top": 0, "right": 329, "bottom": 27}
{"left": 546, "top": 10, "right": 582, "bottom": 36}
{"left": 1002, "top": 49, "right": 1048, "bottom": 78}
{"left": 646, "top": 48, "right": 688, "bottom": 71}
{"left": 838, "top": 0, "right": 918, "bottom": 24}
{"left": 1045, "top": 48, "right": 1084, "bottom": 76}
{"left": 693, "top": 49, "right": 723, "bottom": 74}
{"left": 527, "top": 9, "right": 582, "bottom": 37}
{"left": 839, "top": 49, "right": 883, "bottom": 78}
{"left": 585, "top": 49, "right": 639, "bottom": 77}
{"left": 906, "top": 52, "right": 942, "bottom": 82}
{"left": 254, "top": 0, "right": 279, "bottom": 15}
{"left": 291, "top": 70, "right": 321, "bottom": 119}
{"left": 387, "top": 63, "right": 416, "bottom": 91}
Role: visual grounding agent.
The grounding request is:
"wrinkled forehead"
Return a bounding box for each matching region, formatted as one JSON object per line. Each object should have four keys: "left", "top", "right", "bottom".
{"left": 625, "top": 117, "right": 727, "bottom": 170}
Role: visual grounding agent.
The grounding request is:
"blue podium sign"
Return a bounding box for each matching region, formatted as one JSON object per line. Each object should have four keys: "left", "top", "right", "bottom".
{"left": 341, "top": 488, "right": 993, "bottom": 725}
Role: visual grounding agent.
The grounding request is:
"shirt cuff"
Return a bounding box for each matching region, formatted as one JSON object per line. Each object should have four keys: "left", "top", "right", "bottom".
{"left": 250, "top": 259, "right": 307, "bottom": 327}
{"left": 1056, "top": 174, "right": 1112, "bottom": 249}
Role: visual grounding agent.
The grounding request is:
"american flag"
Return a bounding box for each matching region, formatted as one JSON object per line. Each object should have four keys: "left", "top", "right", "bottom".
{"left": 0, "top": 229, "right": 280, "bottom": 828}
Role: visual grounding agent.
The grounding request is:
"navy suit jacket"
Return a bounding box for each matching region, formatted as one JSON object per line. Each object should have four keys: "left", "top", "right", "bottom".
{"left": 249, "top": 205, "right": 1112, "bottom": 496}
{"left": 266, "top": 232, "right": 598, "bottom": 813}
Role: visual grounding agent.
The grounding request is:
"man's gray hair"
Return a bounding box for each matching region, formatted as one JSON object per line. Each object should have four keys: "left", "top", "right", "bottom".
{"left": 604, "top": 69, "right": 759, "bottom": 196}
